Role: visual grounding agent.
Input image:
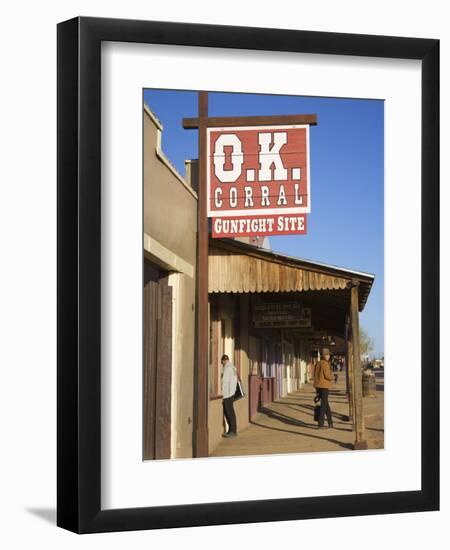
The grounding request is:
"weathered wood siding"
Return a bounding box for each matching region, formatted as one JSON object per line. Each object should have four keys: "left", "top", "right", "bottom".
{"left": 209, "top": 247, "right": 350, "bottom": 294}
{"left": 143, "top": 261, "right": 172, "bottom": 460}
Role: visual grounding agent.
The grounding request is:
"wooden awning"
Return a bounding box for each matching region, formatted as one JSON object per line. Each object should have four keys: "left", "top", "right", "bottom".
{"left": 208, "top": 238, "right": 374, "bottom": 312}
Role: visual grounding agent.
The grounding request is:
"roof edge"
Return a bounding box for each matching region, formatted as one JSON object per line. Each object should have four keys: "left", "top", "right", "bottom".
{"left": 210, "top": 237, "right": 375, "bottom": 282}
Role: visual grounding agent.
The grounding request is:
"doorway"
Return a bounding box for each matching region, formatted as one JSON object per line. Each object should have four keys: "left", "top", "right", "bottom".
{"left": 143, "top": 259, "right": 173, "bottom": 460}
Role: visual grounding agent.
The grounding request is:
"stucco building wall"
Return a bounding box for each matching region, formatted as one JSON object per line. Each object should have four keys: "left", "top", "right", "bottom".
{"left": 143, "top": 105, "right": 197, "bottom": 459}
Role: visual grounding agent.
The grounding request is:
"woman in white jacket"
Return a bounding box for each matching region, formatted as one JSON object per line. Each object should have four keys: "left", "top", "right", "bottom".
{"left": 221, "top": 354, "right": 238, "bottom": 437}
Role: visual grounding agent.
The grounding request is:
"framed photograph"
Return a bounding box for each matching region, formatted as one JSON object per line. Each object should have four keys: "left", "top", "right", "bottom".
{"left": 57, "top": 17, "right": 439, "bottom": 533}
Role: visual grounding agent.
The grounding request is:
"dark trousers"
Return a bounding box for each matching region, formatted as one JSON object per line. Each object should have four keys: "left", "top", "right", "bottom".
{"left": 317, "top": 388, "right": 333, "bottom": 426}
{"left": 223, "top": 396, "right": 237, "bottom": 434}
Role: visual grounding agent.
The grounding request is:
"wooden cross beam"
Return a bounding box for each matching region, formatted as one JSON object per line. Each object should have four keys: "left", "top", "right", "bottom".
{"left": 182, "top": 113, "right": 318, "bottom": 129}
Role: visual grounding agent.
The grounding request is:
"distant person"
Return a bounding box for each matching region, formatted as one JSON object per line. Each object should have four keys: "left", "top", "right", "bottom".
{"left": 313, "top": 348, "right": 334, "bottom": 429}
{"left": 221, "top": 354, "right": 238, "bottom": 438}
{"left": 332, "top": 357, "right": 339, "bottom": 384}
{"left": 307, "top": 361, "right": 315, "bottom": 382}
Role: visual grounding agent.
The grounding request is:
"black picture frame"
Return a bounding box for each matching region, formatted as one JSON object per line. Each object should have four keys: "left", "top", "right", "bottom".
{"left": 57, "top": 16, "right": 439, "bottom": 534}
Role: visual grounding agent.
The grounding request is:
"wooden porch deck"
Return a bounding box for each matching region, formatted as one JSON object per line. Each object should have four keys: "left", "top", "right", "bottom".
{"left": 210, "top": 370, "right": 384, "bottom": 458}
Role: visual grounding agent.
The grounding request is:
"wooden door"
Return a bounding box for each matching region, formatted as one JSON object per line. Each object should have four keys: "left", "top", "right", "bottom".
{"left": 248, "top": 336, "right": 262, "bottom": 419}
{"left": 143, "top": 260, "right": 172, "bottom": 460}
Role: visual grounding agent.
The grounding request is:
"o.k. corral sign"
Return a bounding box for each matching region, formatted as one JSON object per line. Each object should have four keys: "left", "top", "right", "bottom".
{"left": 208, "top": 123, "right": 312, "bottom": 238}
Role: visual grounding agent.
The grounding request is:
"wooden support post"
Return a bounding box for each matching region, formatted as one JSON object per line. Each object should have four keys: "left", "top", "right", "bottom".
{"left": 239, "top": 295, "right": 249, "bottom": 378}
{"left": 193, "top": 91, "right": 209, "bottom": 457}
{"left": 348, "top": 334, "right": 356, "bottom": 429}
{"left": 350, "top": 282, "right": 368, "bottom": 450}
{"left": 344, "top": 314, "right": 353, "bottom": 424}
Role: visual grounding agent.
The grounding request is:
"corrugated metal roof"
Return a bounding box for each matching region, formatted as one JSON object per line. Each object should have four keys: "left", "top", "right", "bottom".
{"left": 208, "top": 238, "right": 374, "bottom": 312}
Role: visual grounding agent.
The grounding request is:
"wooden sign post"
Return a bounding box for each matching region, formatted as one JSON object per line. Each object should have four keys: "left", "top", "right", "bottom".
{"left": 184, "top": 102, "right": 318, "bottom": 457}
{"left": 194, "top": 91, "right": 209, "bottom": 457}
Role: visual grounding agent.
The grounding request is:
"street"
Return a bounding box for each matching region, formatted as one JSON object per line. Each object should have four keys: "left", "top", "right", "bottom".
{"left": 211, "top": 368, "right": 384, "bottom": 457}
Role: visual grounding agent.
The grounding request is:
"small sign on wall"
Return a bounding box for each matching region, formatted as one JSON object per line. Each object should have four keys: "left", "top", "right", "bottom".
{"left": 253, "top": 303, "right": 312, "bottom": 328}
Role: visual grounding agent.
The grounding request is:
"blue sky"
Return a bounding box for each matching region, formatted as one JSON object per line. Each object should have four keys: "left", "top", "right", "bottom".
{"left": 144, "top": 90, "right": 384, "bottom": 357}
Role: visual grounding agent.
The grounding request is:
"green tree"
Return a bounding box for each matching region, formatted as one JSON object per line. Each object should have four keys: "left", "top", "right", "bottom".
{"left": 360, "top": 327, "right": 374, "bottom": 357}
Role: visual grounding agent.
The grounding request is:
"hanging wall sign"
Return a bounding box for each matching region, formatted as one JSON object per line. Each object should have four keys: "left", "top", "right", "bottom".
{"left": 207, "top": 124, "right": 310, "bottom": 238}
{"left": 253, "top": 302, "right": 312, "bottom": 329}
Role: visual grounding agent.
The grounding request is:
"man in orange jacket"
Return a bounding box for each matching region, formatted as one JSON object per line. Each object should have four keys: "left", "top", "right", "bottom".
{"left": 313, "top": 348, "right": 335, "bottom": 429}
